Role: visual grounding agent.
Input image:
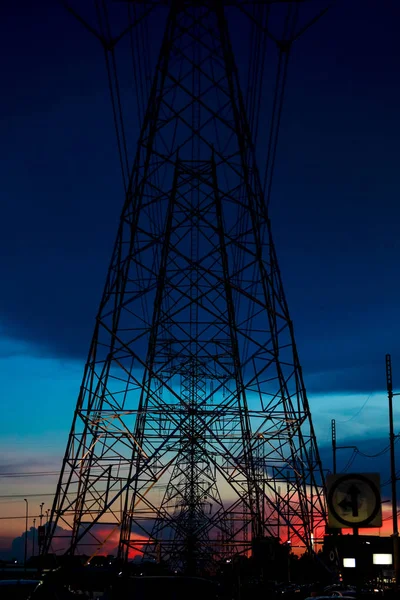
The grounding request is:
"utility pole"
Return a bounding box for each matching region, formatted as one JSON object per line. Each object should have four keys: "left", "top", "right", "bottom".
{"left": 386, "top": 354, "right": 399, "bottom": 588}
{"left": 32, "top": 518, "right": 36, "bottom": 557}
{"left": 330, "top": 419, "right": 357, "bottom": 474}
{"left": 24, "top": 499, "right": 28, "bottom": 571}
{"left": 332, "top": 419, "right": 337, "bottom": 474}
{"left": 38, "top": 502, "right": 45, "bottom": 557}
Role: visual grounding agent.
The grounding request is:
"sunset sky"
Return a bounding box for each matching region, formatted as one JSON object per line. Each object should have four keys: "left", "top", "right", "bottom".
{"left": 1, "top": 0, "right": 400, "bottom": 558}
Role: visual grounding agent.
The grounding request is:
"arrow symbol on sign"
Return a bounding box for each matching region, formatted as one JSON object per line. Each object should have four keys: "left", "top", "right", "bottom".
{"left": 338, "top": 484, "right": 361, "bottom": 517}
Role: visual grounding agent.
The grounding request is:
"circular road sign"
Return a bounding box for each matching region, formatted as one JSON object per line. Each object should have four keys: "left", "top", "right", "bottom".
{"left": 327, "top": 473, "right": 381, "bottom": 528}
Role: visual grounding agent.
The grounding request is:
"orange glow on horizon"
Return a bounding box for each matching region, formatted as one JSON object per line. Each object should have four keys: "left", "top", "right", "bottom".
{"left": 339, "top": 502, "right": 393, "bottom": 537}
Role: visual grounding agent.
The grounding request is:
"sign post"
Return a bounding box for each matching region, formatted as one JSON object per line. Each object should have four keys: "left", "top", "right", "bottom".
{"left": 326, "top": 473, "right": 382, "bottom": 591}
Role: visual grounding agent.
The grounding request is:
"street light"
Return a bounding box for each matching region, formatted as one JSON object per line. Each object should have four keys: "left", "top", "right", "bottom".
{"left": 39, "top": 503, "right": 45, "bottom": 556}
{"left": 24, "top": 499, "right": 28, "bottom": 571}
{"left": 32, "top": 518, "right": 36, "bottom": 557}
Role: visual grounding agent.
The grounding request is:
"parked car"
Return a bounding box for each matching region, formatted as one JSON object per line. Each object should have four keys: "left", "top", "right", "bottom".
{"left": 306, "top": 597, "right": 356, "bottom": 600}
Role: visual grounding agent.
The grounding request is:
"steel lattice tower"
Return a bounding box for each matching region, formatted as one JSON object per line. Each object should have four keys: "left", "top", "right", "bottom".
{"left": 45, "top": 0, "right": 327, "bottom": 574}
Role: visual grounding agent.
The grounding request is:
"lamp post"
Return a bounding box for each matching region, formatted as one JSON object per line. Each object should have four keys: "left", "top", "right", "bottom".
{"left": 24, "top": 499, "right": 28, "bottom": 571}
{"left": 32, "top": 518, "right": 36, "bottom": 557}
{"left": 39, "top": 502, "right": 45, "bottom": 556}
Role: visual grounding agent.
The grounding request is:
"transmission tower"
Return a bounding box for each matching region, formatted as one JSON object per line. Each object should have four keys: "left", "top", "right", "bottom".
{"left": 45, "top": 0, "right": 327, "bottom": 574}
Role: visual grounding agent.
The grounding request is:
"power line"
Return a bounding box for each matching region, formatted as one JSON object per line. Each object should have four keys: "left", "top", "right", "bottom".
{"left": 0, "top": 514, "right": 44, "bottom": 520}
{"left": 355, "top": 434, "right": 400, "bottom": 459}
{"left": 342, "top": 449, "right": 357, "bottom": 473}
{"left": 0, "top": 493, "right": 55, "bottom": 499}
{"left": 0, "top": 471, "right": 59, "bottom": 478}
{"left": 336, "top": 393, "right": 373, "bottom": 424}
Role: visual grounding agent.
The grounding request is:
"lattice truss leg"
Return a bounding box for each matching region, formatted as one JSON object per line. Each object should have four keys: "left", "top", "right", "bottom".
{"left": 46, "top": 1, "right": 326, "bottom": 572}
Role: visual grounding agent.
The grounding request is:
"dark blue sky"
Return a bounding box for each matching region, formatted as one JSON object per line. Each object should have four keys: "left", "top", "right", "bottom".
{"left": 0, "top": 0, "right": 400, "bottom": 425}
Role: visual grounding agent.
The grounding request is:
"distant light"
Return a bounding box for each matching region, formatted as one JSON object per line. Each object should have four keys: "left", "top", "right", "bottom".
{"left": 109, "top": 562, "right": 112, "bottom": 565}
{"left": 366, "top": 541, "right": 371, "bottom": 545}
{"left": 87, "top": 561, "right": 90, "bottom": 565}
{"left": 226, "top": 559, "right": 231, "bottom": 563}
{"left": 343, "top": 558, "right": 356, "bottom": 568}
{"left": 373, "top": 554, "right": 392, "bottom": 565}
{"left": 14, "top": 561, "right": 17, "bottom": 564}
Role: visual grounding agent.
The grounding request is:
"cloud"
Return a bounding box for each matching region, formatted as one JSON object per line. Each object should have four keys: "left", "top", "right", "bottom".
{"left": 10, "top": 526, "right": 38, "bottom": 561}
{"left": 0, "top": 340, "right": 82, "bottom": 441}
{"left": 305, "top": 364, "right": 386, "bottom": 395}
{"left": 308, "top": 390, "right": 396, "bottom": 448}
{"left": 0, "top": 456, "right": 58, "bottom": 472}
{"left": 5, "top": 521, "right": 150, "bottom": 561}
